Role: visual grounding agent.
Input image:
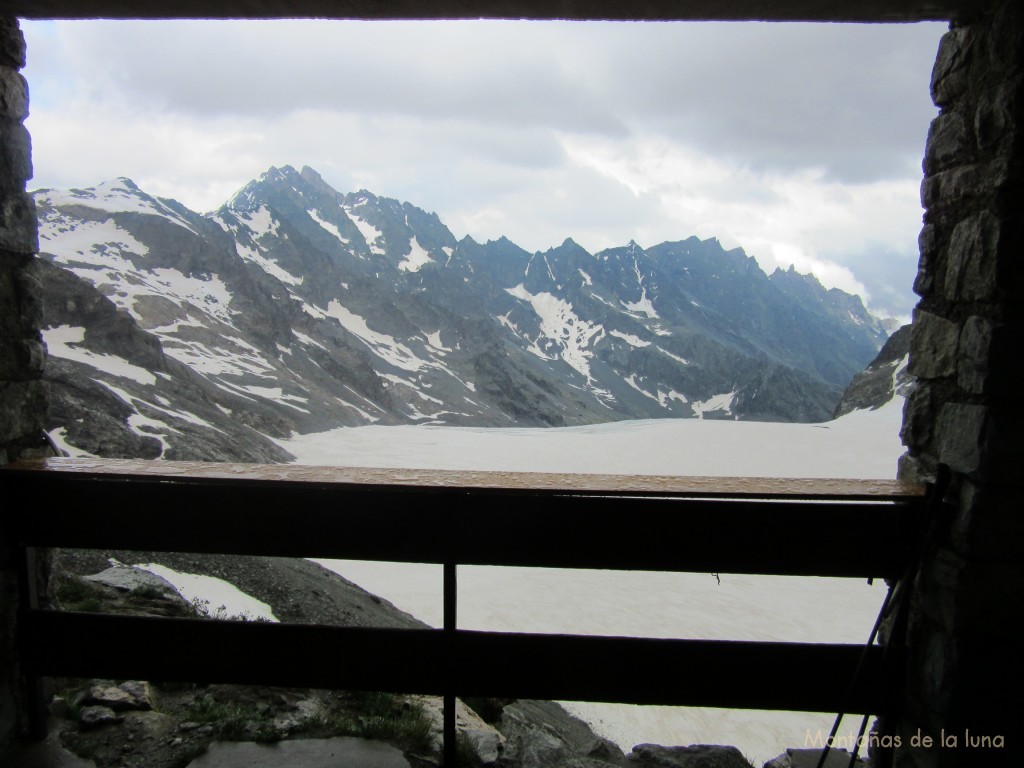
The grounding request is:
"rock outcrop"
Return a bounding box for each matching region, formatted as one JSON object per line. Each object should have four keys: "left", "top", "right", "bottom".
{"left": 833, "top": 324, "right": 912, "bottom": 417}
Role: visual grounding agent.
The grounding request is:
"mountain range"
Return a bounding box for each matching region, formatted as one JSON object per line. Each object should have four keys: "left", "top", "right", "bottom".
{"left": 31, "top": 165, "right": 891, "bottom": 462}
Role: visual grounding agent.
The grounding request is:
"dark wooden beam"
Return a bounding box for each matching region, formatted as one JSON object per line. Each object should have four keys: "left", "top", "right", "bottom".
{"left": 3, "top": 460, "right": 921, "bottom": 578}
{"left": 6, "top": 0, "right": 984, "bottom": 22}
{"left": 21, "top": 610, "right": 887, "bottom": 713}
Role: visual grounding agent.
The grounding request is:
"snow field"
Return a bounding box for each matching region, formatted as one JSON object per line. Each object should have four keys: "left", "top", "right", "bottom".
{"left": 137, "top": 563, "right": 278, "bottom": 623}
{"left": 284, "top": 400, "right": 906, "bottom": 763}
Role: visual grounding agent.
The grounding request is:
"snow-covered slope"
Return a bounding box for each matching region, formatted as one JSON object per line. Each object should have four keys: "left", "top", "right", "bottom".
{"left": 833, "top": 324, "right": 913, "bottom": 418}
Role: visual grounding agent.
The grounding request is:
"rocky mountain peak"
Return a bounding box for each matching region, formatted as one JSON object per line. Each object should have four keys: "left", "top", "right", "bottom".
{"left": 33, "top": 167, "right": 891, "bottom": 461}
{"left": 299, "top": 164, "right": 327, "bottom": 185}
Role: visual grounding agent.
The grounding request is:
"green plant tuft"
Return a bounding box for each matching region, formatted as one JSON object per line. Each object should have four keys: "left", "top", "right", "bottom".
{"left": 185, "top": 693, "right": 280, "bottom": 742}
{"left": 308, "top": 692, "right": 435, "bottom": 754}
{"left": 56, "top": 577, "right": 107, "bottom": 613}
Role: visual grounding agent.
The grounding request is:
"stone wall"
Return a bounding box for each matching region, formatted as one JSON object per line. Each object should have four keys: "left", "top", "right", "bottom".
{"left": 0, "top": 14, "right": 42, "bottom": 756}
{"left": 897, "top": 0, "right": 1024, "bottom": 765}
{"left": 0, "top": 20, "right": 42, "bottom": 464}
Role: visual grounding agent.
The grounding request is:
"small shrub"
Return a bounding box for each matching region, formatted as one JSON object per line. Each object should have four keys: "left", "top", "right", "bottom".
{"left": 56, "top": 577, "right": 107, "bottom": 613}
{"left": 190, "top": 598, "right": 230, "bottom": 620}
{"left": 457, "top": 732, "right": 482, "bottom": 767}
{"left": 314, "top": 692, "right": 435, "bottom": 754}
{"left": 185, "top": 693, "right": 279, "bottom": 741}
{"left": 188, "top": 598, "right": 271, "bottom": 622}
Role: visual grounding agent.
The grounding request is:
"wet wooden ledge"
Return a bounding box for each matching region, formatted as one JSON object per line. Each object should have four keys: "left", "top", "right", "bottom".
{"left": 4, "top": 456, "right": 924, "bottom": 500}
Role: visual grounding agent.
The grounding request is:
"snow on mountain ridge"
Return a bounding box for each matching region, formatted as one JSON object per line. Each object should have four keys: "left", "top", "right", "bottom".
{"left": 31, "top": 167, "right": 896, "bottom": 459}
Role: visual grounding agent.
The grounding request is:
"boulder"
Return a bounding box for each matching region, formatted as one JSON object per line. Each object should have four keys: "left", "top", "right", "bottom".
{"left": 627, "top": 744, "right": 754, "bottom": 768}
{"left": 411, "top": 694, "right": 506, "bottom": 760}
{"left": 85, "top": 565, "right": 177, "bottom": 597}
{"left": 762, "top": 748, "right": 867, "bottom": 768}
{"left": 77, "top": 681, "right": 155, "bottom": 712}
{"left": 465, "top": 728, "right": 503, "bottom": 764}
{"left": 78, "top": 706, "right": 123, "bottom": 729}
{"left": 512, "top": 727, "right": 567, "bottom": 768}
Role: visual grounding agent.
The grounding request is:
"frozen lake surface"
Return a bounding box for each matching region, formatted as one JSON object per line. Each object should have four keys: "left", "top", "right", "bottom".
{"left": 279, "top": 399, "right": 904, "bottom": 478}
{"left": 278, "top": 400, "right": 906, "bottom": 764}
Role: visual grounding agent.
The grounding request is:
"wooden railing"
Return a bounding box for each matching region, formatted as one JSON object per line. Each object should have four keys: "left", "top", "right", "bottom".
{"left": 3, "top": 457, "right": 928, "bottom": 764}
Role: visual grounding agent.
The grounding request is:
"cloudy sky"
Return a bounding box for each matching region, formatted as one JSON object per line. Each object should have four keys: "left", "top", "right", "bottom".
{"left": 21, "top": 19, "right": 946, "bottom": 320}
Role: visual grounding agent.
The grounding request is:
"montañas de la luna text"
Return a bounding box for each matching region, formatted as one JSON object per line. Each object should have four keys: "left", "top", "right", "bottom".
{"left": 804, "top": 729, "right": 1006, "bottom": 751}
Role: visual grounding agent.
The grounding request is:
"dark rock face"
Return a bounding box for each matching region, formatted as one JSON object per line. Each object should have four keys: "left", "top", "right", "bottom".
{"left": 833, "top": 324, "right": 912, "bottom": 417}
{"left": 499, "top": 700, "right": 627, "bottom": 768}
{"left": 29, "top": 258, "right": 294, "bottom": 463}
{"left": 57, "top": 550, "right": 427, "bottom": 630}
{"left": 32, "top": 166, "right": 888, "bottom": 459}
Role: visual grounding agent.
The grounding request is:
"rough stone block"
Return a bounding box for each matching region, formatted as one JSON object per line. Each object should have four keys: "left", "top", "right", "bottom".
{"left": 936, "top": 402, "right": 988, "bottom": 475}
{"left": 0, "top": 120, "right": 32, "bottom": 191}
{"left": 0, "top": 191, "right": 37, "bottom": 253}
{"left": 914, "top": 224, "right": 939, "bottom": 298}
{"left": 0, "top": 260, "right": 42, "bottom": 336}
{"left": 909, "top": 310, "right": 959, "bottom": 379}
{"left": 0, "top": 263, "right": 16, "bottom": 336}
{"left": 930, "top": 26, "right": 970, "bottom": 108}
{"left": 0, "top": 378, "right": 47, "bottom": 445}
{"left": 920, "top": 159, "right": 1010, "bottom": 216}
{"left": 974, "top": 76, "right": 1021, "bottom": 153}
{"left": 944, "top": 211, "right": 1001, "bottom": 302}
{"left": 957, "top": 315, "right": 991, "bottom": 394}
{"left": 0, "top": 336, "right": 44, "bottom": 380}
{"left": 981, "top": 0, "right": 1024, "bottom": 79}
{"left": 0, "top": 18, "right": 26, "bottom": 70}
{"left": 12, "top": 260, "right": 42, "bottom": 330}
{"left": 923, "top": 112, "right": 971, "bottom": 176}
{"left": 0, "top": 68, "right": 27, "bottom": 121}
{"left": 897, "top": 450, "right": 936, "bottom": 485}
{"left": 900, "top": 384, "right": 935, "bottom": 453}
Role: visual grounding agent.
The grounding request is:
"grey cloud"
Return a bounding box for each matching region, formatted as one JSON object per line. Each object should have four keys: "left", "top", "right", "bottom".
{"left": 54, "top": 20, "right": 628, "bottom": 135}
{"left": 822, "top": 243, "right": 920, "bottom": 318}
{"left": 593, "top": 22, "right": 945, "bottom": 182}
{"left": 22, "top": 19, "right": 942, "bottom": 317}
{"left": 42, "top": 19, "right": 944, "bottom": 186}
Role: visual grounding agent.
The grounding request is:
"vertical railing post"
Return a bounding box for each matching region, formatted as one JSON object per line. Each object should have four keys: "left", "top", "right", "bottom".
{"left": 16, "top": 545, "right": 47, "bottom": 741}
{"left": 443, "top": 558, "right": 457, "bottom": 766}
